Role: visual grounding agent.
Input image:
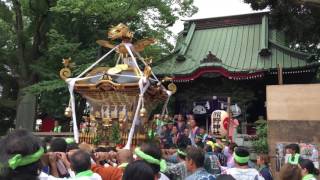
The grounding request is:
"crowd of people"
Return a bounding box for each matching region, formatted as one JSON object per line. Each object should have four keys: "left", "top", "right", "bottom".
{"left": 0, "top": 114, "right": 318, "bottom": 180}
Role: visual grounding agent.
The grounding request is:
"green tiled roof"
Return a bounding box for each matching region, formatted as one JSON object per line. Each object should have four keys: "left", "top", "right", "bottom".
{"left": 154, "top": 13, "right": 318, "bottom": 78}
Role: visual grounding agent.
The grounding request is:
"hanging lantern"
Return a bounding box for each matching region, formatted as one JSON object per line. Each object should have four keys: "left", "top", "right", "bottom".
{"left": 140, "top": 107, "right": 147, "bottom": 117}
{"left": 64, "top": 106, "right": 72, "bottom": 117}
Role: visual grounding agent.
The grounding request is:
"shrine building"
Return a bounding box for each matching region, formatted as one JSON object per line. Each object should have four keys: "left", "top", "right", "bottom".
{"left": 153, "top": 12, "right": 319, "bottom": 132}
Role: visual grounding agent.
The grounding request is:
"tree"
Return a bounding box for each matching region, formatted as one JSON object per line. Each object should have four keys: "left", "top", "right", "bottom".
{"left": 0, "top": 0, "right": 56, "bottom": 130}
{"left": 252, "top": 122, "right": 268, "bottom": 153}
{"left": 244, "top": 0, "right": 320, "bottom": 60}
{"left": 0, "top": 0, "right": 198, "bottom": 133}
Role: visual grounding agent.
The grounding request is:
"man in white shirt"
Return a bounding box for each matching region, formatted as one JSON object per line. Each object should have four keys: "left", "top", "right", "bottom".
{"left": 224, "top": 146, "right": 264, "bottom": 180}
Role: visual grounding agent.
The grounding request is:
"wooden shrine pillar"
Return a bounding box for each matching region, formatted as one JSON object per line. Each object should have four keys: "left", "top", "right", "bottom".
{"left": 277, "top": 64, "right": 283, "bottom": 85}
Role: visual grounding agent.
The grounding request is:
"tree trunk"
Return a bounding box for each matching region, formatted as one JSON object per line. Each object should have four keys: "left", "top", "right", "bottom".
{"left": 12, "top": 0, "right": 28, "bottom": 86}
{"left": 15, "top": 92, "right": 36, "bottom": 130}
{"left": 12, "top": 0, "right": 36, "bottom": 130}
{"left": 11, "top": 0, "right": 51, "bottom": 131}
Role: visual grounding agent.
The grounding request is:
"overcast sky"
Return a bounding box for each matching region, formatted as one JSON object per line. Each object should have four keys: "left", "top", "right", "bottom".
{"left": 169, "top": 0, "right": 268, "bottom": 41}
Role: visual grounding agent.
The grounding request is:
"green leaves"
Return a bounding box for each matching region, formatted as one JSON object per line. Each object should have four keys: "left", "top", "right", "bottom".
{"left": 0, "top": 0, "right": 198, "bottom": 130}
{"left": 23, "top": 79, "right": 66, "bottom": 94}
{"left": 245, "top": 0, "right": 320, "bottom": 82}
{"left": 244, "top": 0, "right": 320, "bottom": 53}
{"left": 0, "top": 1, "right": 13, "bottom": 24}
{"left": 252, "top": 123, "right": 268, "bottom": 153}
{"left": 110, "top": 121, "right": 121, "bottom": 144}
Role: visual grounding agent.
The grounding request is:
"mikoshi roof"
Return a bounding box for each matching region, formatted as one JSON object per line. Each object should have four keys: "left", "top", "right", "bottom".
{"left": 153, "top": 12, "right": 319, "bottom": 81}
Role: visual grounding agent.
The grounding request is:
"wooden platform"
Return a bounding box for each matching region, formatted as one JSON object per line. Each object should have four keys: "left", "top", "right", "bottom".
{"left": 33, "top": 132, "right": 74, "bottom": 138}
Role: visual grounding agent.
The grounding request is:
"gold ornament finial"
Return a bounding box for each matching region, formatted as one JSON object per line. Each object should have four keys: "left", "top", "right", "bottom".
{"left": 60, "top": 58, "right": 72, "bottom": 80}
{"left": 143, "top": 57, "right": 153, "bottom": 78}
{"left": 108, "top": 23, "right": 134, "bottom": 40}
{"left": 96, "top": 23, "right": 156, "bottom": 55}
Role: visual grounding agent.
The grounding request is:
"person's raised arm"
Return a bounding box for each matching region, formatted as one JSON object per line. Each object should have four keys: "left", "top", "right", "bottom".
{"left": 48, "top": 152, "right": 59, "bottom": 177}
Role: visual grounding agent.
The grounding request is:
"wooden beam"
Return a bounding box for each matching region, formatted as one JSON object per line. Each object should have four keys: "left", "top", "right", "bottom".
{"left": 299, "top": 0, "right": 320, "bottom": 4}
{"left": 277, "top": 64, "right": 283, "bottom": 85}
{"left": 227, "top": 97, "right": 231, "bottom": 141}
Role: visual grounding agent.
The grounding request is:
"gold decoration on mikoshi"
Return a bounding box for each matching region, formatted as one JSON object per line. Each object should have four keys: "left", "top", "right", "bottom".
{"left": 108, "top": 23, "right": 134, "bottom": 40}
{"left": 143, "top": 57, "right": 153, "bottom": 78}
{"left": 96, "top": 23, "right": 155, "bottom": 55}
{"left": 107, "top": 64, "right": 128, "bottom": 75}
{"left": 168, "top": 83, "right": 177, "bottom": 94}
{"left": 60, "top": 58, "right": 72, "bottom": 80}
{"left": 60, "top": 68, "right": 71, "bottom": 80}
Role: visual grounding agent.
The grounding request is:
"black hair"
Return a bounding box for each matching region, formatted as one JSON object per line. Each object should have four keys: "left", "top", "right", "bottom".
{"left": 206, "top": 137, "right": 216, "bottom": 143}
{"left": 50, "top": 138, "right": 67, "bottom": 152}
{"left": 286, "top": 144, "right": 300, "bottom": 163}
{"left": 94, "top": 147, "right": 108, "bottom": 166}
{"left": 177, "top": 135, "right": 191, "bottom": 149}
{"left": 95, "top": 147, "right": 107, "bottom": 152}
{"left": 290, "top": 144, "right": 300, "bottom": 154}
{"left": 299, "top": 159, "right": 319, "bottom": 176}
{"left": 216, "top": 174, "right": 236, "bottom": 180}
{"left": 285, "top": 144, "right": 292, "bottom": 150}
{"left": 43, "top": 136, "right": 52, "bottom": 144}
{"left": 215, "top": 145, "right": 223, "bottom": 153}
{"left": 122, "top": 160, "right": 154, "bottom": 180}
{"left": 70, "top": 150, "right": 91, "bottom": 174}
{"left": 229, "top": 143, "right": 238, "bottom": 153}
{"left": 234, "top": 146, "right": 250, "bottom": 166}
{"left": 186, "top": 146, "right": 205, "bottom": 168}
{"left": 196, "top": 141, "right": 204, "bottom": 149}
{"left": 140, "top": 142, "right": 162, "bottom": 175}
{"left": 204, "top": 144, "right": 212, "bottom": 153}
{"left": 105, "top": 146, "right": 117, "bottom": 152}
{"left": 0, "top": 129, "right": 42, "bottom": 180}
{"left": 66, "top": 143, "right": 79, "bottom": 152}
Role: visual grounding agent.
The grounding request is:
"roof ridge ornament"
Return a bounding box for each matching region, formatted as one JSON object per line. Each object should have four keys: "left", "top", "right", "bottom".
{"left": 201, "top": 51, "right": 222, "bottom": 63}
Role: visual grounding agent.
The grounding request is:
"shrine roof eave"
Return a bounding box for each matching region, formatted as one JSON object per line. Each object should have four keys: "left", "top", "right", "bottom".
{"left": 182, "top": 11, "right": 269, "bottom": 22}
{"left": 154, "top": 62, "right": 320, "bottom": 82}
{"left": 153, "top": 13, "right": 319, "bottom": 80}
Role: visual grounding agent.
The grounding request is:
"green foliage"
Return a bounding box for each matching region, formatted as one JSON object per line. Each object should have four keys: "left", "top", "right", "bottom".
{"left": 93, "top": 135, "right": 102, "bottom": 146}
{"left": 252, "top": 123, "right": 268, "bottom": 154}
{"left": 0, "top": 0, "right": 198, "bottom": 132}
{"left": 24, "top": 79, "right": 65, "bottom": 94}
{"left": 244, "top": 0, "right": 320, "bottom": 61}
{"left": 110, "top": 121, "right": 121, "bottom": 145}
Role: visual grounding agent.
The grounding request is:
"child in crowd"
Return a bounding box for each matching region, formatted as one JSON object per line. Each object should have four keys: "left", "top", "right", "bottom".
{"left": 299, "top": 159, "right": 319, "bottom": 180}
{"left": 256, "top": 154, "right": 273, "bottom": 180}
